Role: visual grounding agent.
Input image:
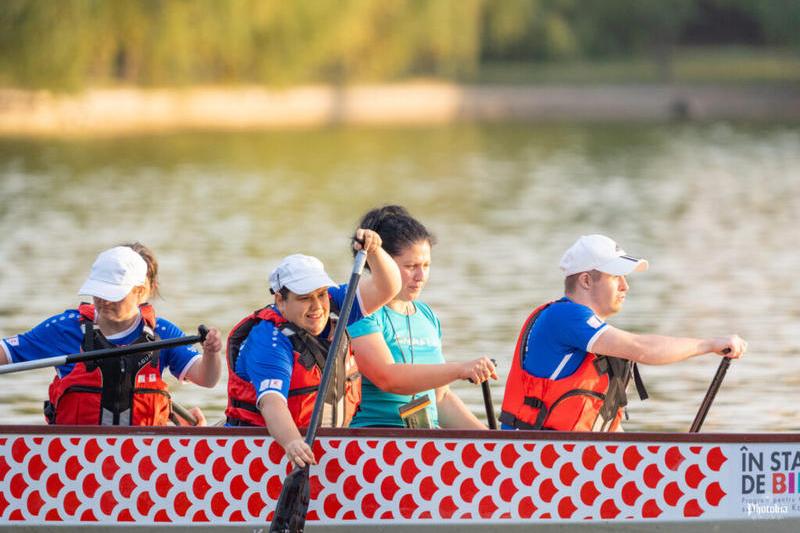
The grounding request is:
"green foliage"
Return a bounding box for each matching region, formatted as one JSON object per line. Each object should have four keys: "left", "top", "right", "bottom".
{"left": 572, "top": 0, "right": 697, "bottom": 57}
{"left": 0, "top": 0, "right": 797, "bottom": 90}
{"left": 724, "top": 0, "right": 800, "bottom": 46}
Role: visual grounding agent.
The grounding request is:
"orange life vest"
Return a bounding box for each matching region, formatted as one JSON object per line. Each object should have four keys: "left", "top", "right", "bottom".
{"left": 500, "top": 301, "right": 647, "bottom": 432}
{"left": 45, "top": 303, "right": 172, "bottom": 426}
{"left": 225, "top": 304, "right": 361, "bottom": 429}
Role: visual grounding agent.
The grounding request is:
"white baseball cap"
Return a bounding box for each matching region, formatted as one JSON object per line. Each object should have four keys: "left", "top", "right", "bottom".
{"left": 78, "top": 246, "right": 148, "bottom": 302}
{"left": 560, "top": 234, "right": 649, "bottom": 277}
{"left": 269, "top": 254, "right": 336, "bottom": 295}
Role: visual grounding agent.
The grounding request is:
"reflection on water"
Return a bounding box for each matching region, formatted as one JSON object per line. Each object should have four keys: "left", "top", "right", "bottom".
{"left": 1, "top": 123, "right": 798, "bottom": 431}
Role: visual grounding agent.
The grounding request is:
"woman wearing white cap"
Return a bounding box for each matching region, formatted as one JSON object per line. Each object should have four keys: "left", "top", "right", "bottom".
{"left": 0, "top": 245, "right": 222, "bottom": 426}
{"left": 224, "top": 229, "right": 401, "bottom": 467}
{"left": 500, "top": 234, "right": 747, "bottom": 432}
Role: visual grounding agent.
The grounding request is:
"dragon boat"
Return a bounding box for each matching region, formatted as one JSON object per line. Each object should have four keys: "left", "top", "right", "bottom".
{"left": 1, "top": 425, "right": 799, "bottom": 532}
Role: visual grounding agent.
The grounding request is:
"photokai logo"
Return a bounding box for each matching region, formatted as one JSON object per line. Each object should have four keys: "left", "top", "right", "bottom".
{"left": 746, "top": 501, "right": 788, "bottom": 517}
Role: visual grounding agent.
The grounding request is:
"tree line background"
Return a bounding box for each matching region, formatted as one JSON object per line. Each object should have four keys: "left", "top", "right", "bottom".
{"left": 0, "top": 0, "right": 798, "bottom": 91}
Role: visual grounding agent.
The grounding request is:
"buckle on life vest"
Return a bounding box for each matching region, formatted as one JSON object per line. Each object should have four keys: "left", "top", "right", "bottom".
{"left": 43, "top": 401, "right": 56, "bottom": 424}
{"left": 497, "top": 397, "right": 550, "bottom": 430}
{"left": 231, "top": 398, "right": 261, "bottom": 414}
{"left": 499, "top": 409, "right": 544, "bottom": 430}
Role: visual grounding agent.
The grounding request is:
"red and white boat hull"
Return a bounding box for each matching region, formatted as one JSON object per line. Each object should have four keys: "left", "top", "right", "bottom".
{"left": 1, "top": 427, "right": 798, "bottom": 531}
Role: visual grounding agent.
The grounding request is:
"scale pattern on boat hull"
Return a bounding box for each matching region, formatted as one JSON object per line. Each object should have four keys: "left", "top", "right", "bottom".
{"left": 0, "top": 428, "right": 795, "bottom": 526}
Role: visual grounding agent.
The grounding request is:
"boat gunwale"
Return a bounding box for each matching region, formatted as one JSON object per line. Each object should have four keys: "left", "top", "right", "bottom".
{"left": 1, "top": 424, "right": 799, "bottom": 443}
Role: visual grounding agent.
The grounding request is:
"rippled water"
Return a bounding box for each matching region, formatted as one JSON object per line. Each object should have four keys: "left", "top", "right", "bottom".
{"left": 1, "top": 122, "right": 798, "bottom": 432}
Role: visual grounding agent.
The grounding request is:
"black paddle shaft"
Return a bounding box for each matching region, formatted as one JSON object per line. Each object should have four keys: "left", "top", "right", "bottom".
{"left": 689, "top": 351, "right": 732, "bottom": 433}
{"left": 270, "top": 250, "right": 367, "bottom": 533}
{"left": 482, "top": 380, "right": 497, "bottom": 430}
{"left": 478, "top": 358, "right": 498, "bottom": 430}
{"left": 0, "top": 325, "right": 209, "bottom": 375}
{"left": 170, "top": 402, "right": 199, "bottom": 426}
{"left": 304, "top": 250, "right": 367, "bottom": 445}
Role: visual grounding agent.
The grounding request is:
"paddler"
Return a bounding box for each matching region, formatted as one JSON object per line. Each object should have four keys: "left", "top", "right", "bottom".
{"left": 500, "top": 234, "right": 747, "bottom": 432}
{"left": 0, "top": 243, "right": 223, "bottom": 425}
{"left": 346, "top": 205, "right": 497, "bottom": 430}
{"left": 224, "top": 229, "right": 400, "bottom": 468}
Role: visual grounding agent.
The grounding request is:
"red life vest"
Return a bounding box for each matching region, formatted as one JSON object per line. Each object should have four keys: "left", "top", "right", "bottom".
{"left": 225, "top": 304, "right": 361, "bottom": 429}
{"left": 45, "top": 303, "right": 172, "bottom": 426}
{"left": 500, "top": 301, "right": 647, "bottom": 432}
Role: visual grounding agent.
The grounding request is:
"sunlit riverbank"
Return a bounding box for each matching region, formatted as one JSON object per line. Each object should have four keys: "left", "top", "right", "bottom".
{"left": 1, "top": 83, "right": 799, "bottom": 137}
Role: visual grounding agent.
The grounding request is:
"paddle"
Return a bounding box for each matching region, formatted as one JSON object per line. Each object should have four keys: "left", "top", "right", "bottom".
{"left": 269, "top": 250, "right": 368, "bottom": 533}
{"left": 0, "top": 326, "right": 209, "bottom": 375}
{"left": 480, "top": 359, "right": 497, "bottom": 429}
{"left": 482, "top": 380, "right": 498, "bottom": 430}
{"left": 171, "top": 402, "right": 200, "bottom": 426}
{"left": 689, "top": 349, "right": 732, "bottom": 433}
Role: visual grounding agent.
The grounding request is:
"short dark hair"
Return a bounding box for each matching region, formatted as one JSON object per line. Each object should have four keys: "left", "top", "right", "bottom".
{"left": 564, "top": 270, "right": 603, "bottom": 293}
{"left": 353, "top": 205, "right": 435, "bottom": 263}
{"left": 270, "top": 286, "right": 291, "bottom": 299}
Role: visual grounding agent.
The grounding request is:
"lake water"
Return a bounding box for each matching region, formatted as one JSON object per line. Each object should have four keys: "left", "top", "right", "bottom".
{"left": 0, "top": 122, "right": 798, "bottom": 432}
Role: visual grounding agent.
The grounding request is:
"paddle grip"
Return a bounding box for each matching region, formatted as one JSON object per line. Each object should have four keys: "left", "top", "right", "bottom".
{"left": 198, "top": 324, "right": 209, "bottom": 343}
{"left": 467, "top": 358, "right": 497, "bottom": 384}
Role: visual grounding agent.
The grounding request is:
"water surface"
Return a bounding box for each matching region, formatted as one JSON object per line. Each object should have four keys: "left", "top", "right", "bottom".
{"left": 0, "top": 122, "right": 798, "bottom": 431}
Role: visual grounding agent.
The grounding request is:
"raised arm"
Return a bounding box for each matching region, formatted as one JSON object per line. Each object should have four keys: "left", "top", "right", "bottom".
{"left": 352, "top": 228, "right": 401, "bottom": 315}
{"left": 591, "top": 326, "right": 747, "bottom": 365}
{"left": 350, "top": 332, "right": 496, "bottom": 395}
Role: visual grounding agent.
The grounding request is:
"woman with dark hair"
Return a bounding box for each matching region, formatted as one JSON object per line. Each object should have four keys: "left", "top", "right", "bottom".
{"left": 348, "top": 205, "right": 496, "bottom": 429}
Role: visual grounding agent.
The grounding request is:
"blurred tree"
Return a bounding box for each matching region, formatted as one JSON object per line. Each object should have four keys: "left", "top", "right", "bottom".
{"left": 0, "top": 0, "right": 796, "bottom": 90}
{"left": 728, "top": 0, "right": 800, "bottom": 47}
{"left": 573, "top": 0, "right": 697, "bottom": 81}
{"left": 0, "top": 0, "right": 95, "bottom": 90}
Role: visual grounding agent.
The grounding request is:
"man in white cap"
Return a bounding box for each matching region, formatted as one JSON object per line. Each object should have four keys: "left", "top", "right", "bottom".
{"left": 1, "top": 245, "right": 223, "bottom": 426}
{"left": 225, "top": 229, "right": 400, "bottom": 467}
{"left": 500, "top": 234, "right": 747, "bottom": 432}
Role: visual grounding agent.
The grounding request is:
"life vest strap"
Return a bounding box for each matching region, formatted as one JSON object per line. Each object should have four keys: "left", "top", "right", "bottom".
{"left": 633, "top": 363, "right": 648, "bottom": 400}
{"left": 226, "top": 417, "right": 258, "bottom": 427}
{"left": 499, "top": 410, "right": 544, "bottom": 430}
{"left": 230, "top": 398, "right": 261, "bottom": 414}
{"left": 547, "top": 388, "right": 606, "bottom": 414}
{"left": 288, "top": 385, "right": 319, "bottom": 397}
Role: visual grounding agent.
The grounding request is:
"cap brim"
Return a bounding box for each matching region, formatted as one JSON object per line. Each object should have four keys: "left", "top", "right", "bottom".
{"left": 596, "top": 255, "right": 649, "bottom": 276}
{"left": 283, "top": 273, "right": 336, "bottom": 295}
{"left": 78, "top": 279, "right": 134, "bottom": 302}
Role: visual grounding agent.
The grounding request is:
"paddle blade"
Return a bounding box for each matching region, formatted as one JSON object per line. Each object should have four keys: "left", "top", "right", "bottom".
{"left": 269, "top": 466, "right": 310, "bottom": 533}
